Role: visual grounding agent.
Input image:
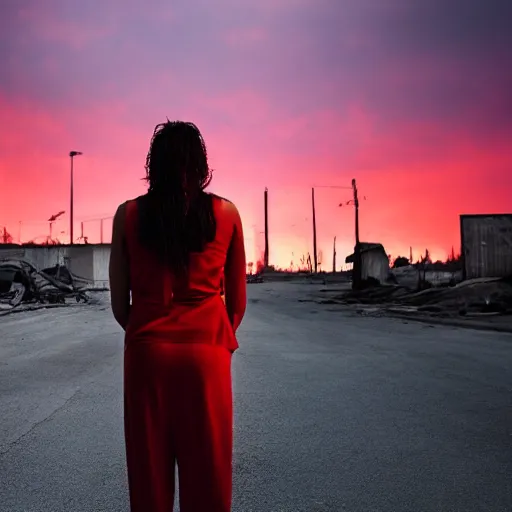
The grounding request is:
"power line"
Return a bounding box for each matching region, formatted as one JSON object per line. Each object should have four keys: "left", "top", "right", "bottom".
{"left": 312, "top": 185, "right": 353, "bottom": 190}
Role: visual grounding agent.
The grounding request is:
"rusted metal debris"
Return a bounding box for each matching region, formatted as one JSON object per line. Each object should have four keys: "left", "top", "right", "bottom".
{"left": 0, "top": 259, "right": 90, "bottom": 311}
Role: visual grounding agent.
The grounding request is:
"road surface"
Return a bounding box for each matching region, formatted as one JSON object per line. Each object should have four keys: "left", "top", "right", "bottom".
{"left": 0, "top": 282, "right": 511, "bottom": 511}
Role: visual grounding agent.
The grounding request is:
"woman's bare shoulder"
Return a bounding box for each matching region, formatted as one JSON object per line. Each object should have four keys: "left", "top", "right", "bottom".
{"left": 115, "top": 195, "right": 146, "bottom": 213}
{"left": 209, "top": 193, "right": 240, "bottom": 215}
{"left": 112, "top": 195, "right": 146, "bottom": 230}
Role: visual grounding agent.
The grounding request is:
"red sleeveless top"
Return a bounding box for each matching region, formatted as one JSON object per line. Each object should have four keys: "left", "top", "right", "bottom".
{"left": 123, "top": 195, "right": 239, "bottom": 352}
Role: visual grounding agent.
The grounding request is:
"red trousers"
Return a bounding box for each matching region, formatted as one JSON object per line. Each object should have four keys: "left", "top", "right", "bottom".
{"left": 124, "top": 342, "right": 233, "bottom": 512}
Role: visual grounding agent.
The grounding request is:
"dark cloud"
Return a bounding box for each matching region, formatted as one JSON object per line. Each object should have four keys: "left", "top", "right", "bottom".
{"left": 375, "top": 0, "right": 512, "bottom": 58}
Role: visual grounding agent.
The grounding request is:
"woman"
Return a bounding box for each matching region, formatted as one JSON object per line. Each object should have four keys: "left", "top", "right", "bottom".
{"left": 108, "top": 120, "right": 247, "bottom": 512}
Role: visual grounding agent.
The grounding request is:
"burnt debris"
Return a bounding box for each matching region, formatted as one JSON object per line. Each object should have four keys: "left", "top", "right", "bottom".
{"left": 0, "top": 260, "right": 90, "bottom": 312}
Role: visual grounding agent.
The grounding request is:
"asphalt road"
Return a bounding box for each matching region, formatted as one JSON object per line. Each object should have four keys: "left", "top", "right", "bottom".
{"left": 1, "top": 282, "right": 511, "bottom": 512}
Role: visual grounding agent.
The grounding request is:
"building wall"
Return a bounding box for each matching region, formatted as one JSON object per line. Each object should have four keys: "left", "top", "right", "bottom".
{"left": 361, "top": 250, "right": 390, "bottom": 283}
{"left": 461, "top": 214, "right": 512, "bottom": 278}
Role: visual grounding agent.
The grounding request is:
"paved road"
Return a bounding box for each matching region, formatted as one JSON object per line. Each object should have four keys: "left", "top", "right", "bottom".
{"left": 1, "top": 282, "right": 511, "bottom": 511}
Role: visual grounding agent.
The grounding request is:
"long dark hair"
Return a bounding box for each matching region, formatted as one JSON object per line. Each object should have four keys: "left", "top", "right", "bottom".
{"left": 138, "top": 121, "right": 216, "bottom": 275}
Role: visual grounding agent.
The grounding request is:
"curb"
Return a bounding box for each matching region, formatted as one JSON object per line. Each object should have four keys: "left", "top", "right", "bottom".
{"left": 386, "top": 312, "right": 512, "bottom": 334}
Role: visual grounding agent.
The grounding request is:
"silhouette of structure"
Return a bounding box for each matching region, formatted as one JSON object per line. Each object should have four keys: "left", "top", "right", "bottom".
{"left": 332, "top": 236, "right": 337, "bottom": 273}
{"left": 264, "top": 188, "right": 269, "bottom": 268}
{"left": 311, "top": 188, "right": 317, "bottom": 273}
{"left": 351, "top": 179, "right": 362, "bottom": 289}
{"left": 48, "top": 211, "right": 65, "bottom": 244}
{"left": 1, "top": 227, "right": 13, "bottom": 244}
{"left": 69, "top": 150, "right": 83, "bottom": 245}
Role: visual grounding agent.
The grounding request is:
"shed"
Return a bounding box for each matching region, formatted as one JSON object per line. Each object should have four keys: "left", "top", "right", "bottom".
{"left": 460, "top": 214, "right": 512, "bottom": 279}
{"left": 345, "top": 242, "right": 390, "bottom": 284}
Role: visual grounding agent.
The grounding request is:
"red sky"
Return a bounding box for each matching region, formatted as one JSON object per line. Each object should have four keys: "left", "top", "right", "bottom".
{"left": 1, "top": 0, "right": 511, "bottom": 269}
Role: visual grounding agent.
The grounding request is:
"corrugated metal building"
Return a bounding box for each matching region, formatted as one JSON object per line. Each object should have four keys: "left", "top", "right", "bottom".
{"left": 460, "top": 214, "right": 512, "bottom": 279}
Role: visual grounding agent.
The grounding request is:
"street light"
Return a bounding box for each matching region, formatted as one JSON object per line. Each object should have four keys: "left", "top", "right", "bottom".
{"left": 69, "top": 151, "right": 83, "bottom": 245}
{"left": 48, "top": 211, "right": 65, "bottom": 244}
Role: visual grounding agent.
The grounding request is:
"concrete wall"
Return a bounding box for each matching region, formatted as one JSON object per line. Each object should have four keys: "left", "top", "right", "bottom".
{"left": 67, "top": 246, "right": 94, "bottom": 282}
{"left": 0, "top": 246, "right": 69, "bottom": 269}
{"left": 461, "top": 214, "right": 512, "bottom": 278}
{"left": 92, "top": 245, "right": 111, "bottom": 288}
{"left": 0, "top": 244, "right": 111, "bottom": 287}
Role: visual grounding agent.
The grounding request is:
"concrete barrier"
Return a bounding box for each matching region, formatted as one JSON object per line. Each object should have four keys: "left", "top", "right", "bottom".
{"left": 0, "top": 244, "right": 111, "bottom": 288}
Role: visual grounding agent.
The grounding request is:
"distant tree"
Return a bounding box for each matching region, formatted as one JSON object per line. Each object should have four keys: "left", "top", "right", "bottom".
{"left": 414, "top": 248, "right": 433, "bottom": 289}
{"left": 247, "top": 262, "right": 254, "bottom": 275}
{"left": 256, "top": 260, "right": 265, "bottom": 274}
{"left": 393, "top": 256, "right": 410, "bottom": 268}
{"left": 446, "top": 247, "right": 461, "bottom": 264}
{"left": 0, "top": 227, "right": 13, "bottom": 244}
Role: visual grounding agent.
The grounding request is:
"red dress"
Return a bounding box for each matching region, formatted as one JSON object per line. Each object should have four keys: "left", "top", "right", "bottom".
{"left": 123, "top": 194, "right": 245, "bottom": 512}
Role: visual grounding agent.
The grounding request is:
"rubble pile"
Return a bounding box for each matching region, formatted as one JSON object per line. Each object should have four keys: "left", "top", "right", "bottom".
{"left": 247, "top": 274, "right": 264, "bottom": 284}
{"left": 319, "top": 277, "right": 512, "bottom": 316}
{"left": 0, "top": 260, "right": 90, "bottom": 312}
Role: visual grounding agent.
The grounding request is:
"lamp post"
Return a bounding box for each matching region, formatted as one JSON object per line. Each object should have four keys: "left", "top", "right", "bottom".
{"left": 69, "top": 151, "right": 82, "bottom": 245}
{"left": 48, "top": 211, "right": 65, "bottom": 244}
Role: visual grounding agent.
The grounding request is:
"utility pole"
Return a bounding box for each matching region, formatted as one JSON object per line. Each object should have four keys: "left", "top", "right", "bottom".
{"left": 332, "top": 236, "right": 337, "bottom": 273}
{"left": 69, "top": 151, "right": 83, "bottom": 245}
{"left": 100, "top": 218, "right": 104, "bottom": 244}
{"left": 352, "top": 178, "right": 362, "bottom": 290}
{"left": 410, "top": 246, "right": 413, "bottom": 264}
{"left": 312, "top": 187, "right": 318, "bottom": 273}
{"left": 264, "top": 187, "right": 269, "bottom": 269}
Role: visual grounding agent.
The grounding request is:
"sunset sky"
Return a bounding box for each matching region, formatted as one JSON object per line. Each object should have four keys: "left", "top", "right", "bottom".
{"left": 1, "top": 0, "right": 511, "bottom": 269}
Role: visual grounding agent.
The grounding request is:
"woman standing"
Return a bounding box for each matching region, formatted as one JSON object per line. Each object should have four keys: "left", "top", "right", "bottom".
{"left": 108, "top": 121, "right": 247, "bottom": 512}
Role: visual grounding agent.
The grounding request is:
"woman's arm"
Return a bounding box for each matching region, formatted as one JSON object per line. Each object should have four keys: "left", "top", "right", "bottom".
{"left": 108, "top": 203, "right": 131, "bottom": 330}
{"left": 224, "top": 203, "right": 247, "bottom": 332}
